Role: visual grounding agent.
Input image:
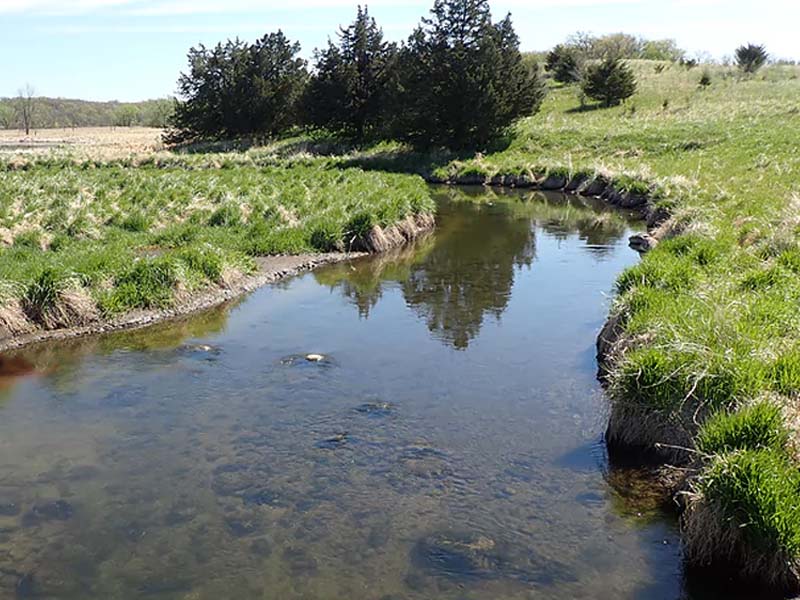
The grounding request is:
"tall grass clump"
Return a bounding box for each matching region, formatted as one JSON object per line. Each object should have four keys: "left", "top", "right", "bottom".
{"left": 696, "top": 401, "right": 789, "bottom": 455}
{"left": 100, "top": 257, "right": 179, "bottom": 314}
{"left": 686, "top": 449, "right": 800, "bottom": 589}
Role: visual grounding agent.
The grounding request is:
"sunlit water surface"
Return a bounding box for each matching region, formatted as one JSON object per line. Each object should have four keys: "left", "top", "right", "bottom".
{"left": 0, "top": 187, "right": 705, "bottom": 599}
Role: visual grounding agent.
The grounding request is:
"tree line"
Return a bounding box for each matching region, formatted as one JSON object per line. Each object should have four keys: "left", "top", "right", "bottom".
{"left": 168, "top": 0, "right": 545, "bottom": 150}
{"left": 0, "top": 94, "right": 174, "bottom": 132}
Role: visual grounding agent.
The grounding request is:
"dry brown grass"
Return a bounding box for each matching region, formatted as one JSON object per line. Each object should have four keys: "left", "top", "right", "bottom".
{"left": 0, "top": 127, "right": 164, "bottom": 160}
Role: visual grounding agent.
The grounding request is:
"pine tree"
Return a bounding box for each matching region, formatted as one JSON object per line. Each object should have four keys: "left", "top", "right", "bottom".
{"left": 581, "top": 57, "right": 637, "bottom": 107}
{"left": 545, "top": 44, "right": 582, "bottom": 84}
{"left": 735, "top": 43, "right": 768, "bottom": 74}
{"left": 303, "top": 6, "right": 397, "bottom": 138}
{"left": 168, "top": 31, "right": 307, "bottom": 142}
{"left": 395, "top": 0, "right": 544, "bottom": 150}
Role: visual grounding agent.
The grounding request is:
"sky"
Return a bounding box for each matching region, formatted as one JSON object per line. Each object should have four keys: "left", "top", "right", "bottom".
{"left": 0, "top": 0, "right": 797, "bottom": 101}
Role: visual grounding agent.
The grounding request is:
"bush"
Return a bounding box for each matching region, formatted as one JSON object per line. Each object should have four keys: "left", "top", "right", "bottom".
{"left": 581, "top": 57, "right": 637, "bottom": 107}
{"left": 736, "top": 43, "right": 768, "bottom": 74}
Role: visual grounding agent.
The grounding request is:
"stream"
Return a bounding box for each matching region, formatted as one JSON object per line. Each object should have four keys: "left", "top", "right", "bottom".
{"left": 0, "top": 186, "right": 708, "bottom": 599}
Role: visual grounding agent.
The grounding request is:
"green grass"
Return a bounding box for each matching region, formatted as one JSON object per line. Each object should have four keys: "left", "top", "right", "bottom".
{"left": 700, "top": 449, "right": 800, "bottom": 557}
{"left": 697, "top": 401, "right": 789, "bottom": 455}
{"left": 0, "top": 163, "right": 433, "bottom": 326}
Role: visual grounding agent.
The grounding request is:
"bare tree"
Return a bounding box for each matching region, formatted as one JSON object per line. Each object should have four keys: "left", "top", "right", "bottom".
{"left": 16, "top": 84, "right": 36, "bottom": 136}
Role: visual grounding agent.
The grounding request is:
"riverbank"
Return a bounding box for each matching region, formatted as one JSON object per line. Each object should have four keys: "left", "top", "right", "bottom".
{"left": 0, "top": 253, "right": 358, "bottom": 352}
{"left": 0, "top": 159, "right": 435, "bottom": 350}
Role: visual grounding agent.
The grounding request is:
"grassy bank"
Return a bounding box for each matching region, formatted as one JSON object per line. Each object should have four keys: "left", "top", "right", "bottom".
{"left": 512, "top": 61, "right": 800, "bottom": 590}
{"left": 0, "top": 161, "right": 433, "bottom": 339}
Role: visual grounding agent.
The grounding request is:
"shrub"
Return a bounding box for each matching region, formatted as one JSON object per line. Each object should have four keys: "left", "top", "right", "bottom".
{"left": 736, "top": 44, "right": 768, "bottom": 74}
{"left": 581, "top": 57, "right": 637, "bottom": 107}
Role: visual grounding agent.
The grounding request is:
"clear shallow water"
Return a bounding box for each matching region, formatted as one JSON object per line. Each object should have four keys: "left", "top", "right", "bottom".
{"left": 0, "top": 187, "right": 699, "bottom": 599}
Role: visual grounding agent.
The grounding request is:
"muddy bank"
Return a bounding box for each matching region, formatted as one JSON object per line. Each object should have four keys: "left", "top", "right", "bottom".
{"left": 0, "top": 214, "right": 435, "bottom": 353}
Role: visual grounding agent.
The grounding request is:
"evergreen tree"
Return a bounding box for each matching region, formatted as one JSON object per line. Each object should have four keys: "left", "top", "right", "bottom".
{"left": 168, "top": 31, "right": 307, "bottom": 142}
{"left": 394, "top": 0, "right": 545, "bottom": 150}
{"left": 581, "top": 57, "right": 637, "bottom": 107}
{"left": 545, "top": 44, "right": 582, "bottom": 84}
{"left": 303, "top": 6, "right": 397, "bottom": 138}
{"left": 735, "top": 43, "right": 768, "bottom": 74}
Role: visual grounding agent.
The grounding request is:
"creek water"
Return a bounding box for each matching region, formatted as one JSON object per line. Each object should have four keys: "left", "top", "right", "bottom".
{"left": 0, "top": 186, "right": 702, "bottom": 599}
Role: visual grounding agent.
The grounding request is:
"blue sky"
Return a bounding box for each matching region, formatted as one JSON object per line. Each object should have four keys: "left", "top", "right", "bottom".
{"left": 1, "top": 0, "right": 797, "bottom": 101}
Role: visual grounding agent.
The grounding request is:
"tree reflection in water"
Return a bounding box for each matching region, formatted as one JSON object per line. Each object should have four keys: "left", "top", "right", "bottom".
{"left": 315, "top": 186, "right": 632, "bottom": 349}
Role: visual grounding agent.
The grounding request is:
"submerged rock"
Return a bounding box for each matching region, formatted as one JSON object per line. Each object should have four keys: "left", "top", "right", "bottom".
{"left": 0, "top": 501, "right": 20, "bottom": 517}
{"left": 399, "top": 445, "right": 452, "bottom": 480}
{"left": 413, "top": 532, "right": 502, "bottom": 580}
{"left": 316, "top": 432, "right": 349, "bottom": 450}
{"left": 15, "top": 573, "right": 35, "bottom": 598}
{"left": 413, "top": 531, "right": 576, "bottom": 586}
{"left": 22, "top": 500, "right": 73, "bottom": 526}
{"left": 354, "top": 401, "right": 394, "bottom": 417}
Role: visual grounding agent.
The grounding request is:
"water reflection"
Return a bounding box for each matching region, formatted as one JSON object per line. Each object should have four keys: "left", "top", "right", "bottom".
{"left": 317, "top": 186, "right": 633, "bottom": 349}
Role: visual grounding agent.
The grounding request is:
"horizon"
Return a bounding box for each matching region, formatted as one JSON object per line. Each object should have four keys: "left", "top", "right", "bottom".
{"left": 1, "top": 0, "right": 797, "bottom": 102}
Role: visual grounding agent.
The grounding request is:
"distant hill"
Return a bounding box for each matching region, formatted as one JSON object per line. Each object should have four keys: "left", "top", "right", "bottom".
{"left": 0, "top": 97, "right": 174, "bottom": 130}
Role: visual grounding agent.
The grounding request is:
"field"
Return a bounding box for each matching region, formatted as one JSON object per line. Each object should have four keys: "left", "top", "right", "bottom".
{"left": 0, "top": 126, "right": 164, "bottom": 158}
{"left": 3, "top": 59, "right": 800, "bottom": 588}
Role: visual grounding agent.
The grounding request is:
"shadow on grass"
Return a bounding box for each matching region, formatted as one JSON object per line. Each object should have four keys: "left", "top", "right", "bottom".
{"left": 334, "top": 134, "right": 513, "bottom": 177}
{"left": 564, "top": 103, "right": 609, "bottom": 114}
{"left": 168, "top": 128, "right": 516, "bottom": 180}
